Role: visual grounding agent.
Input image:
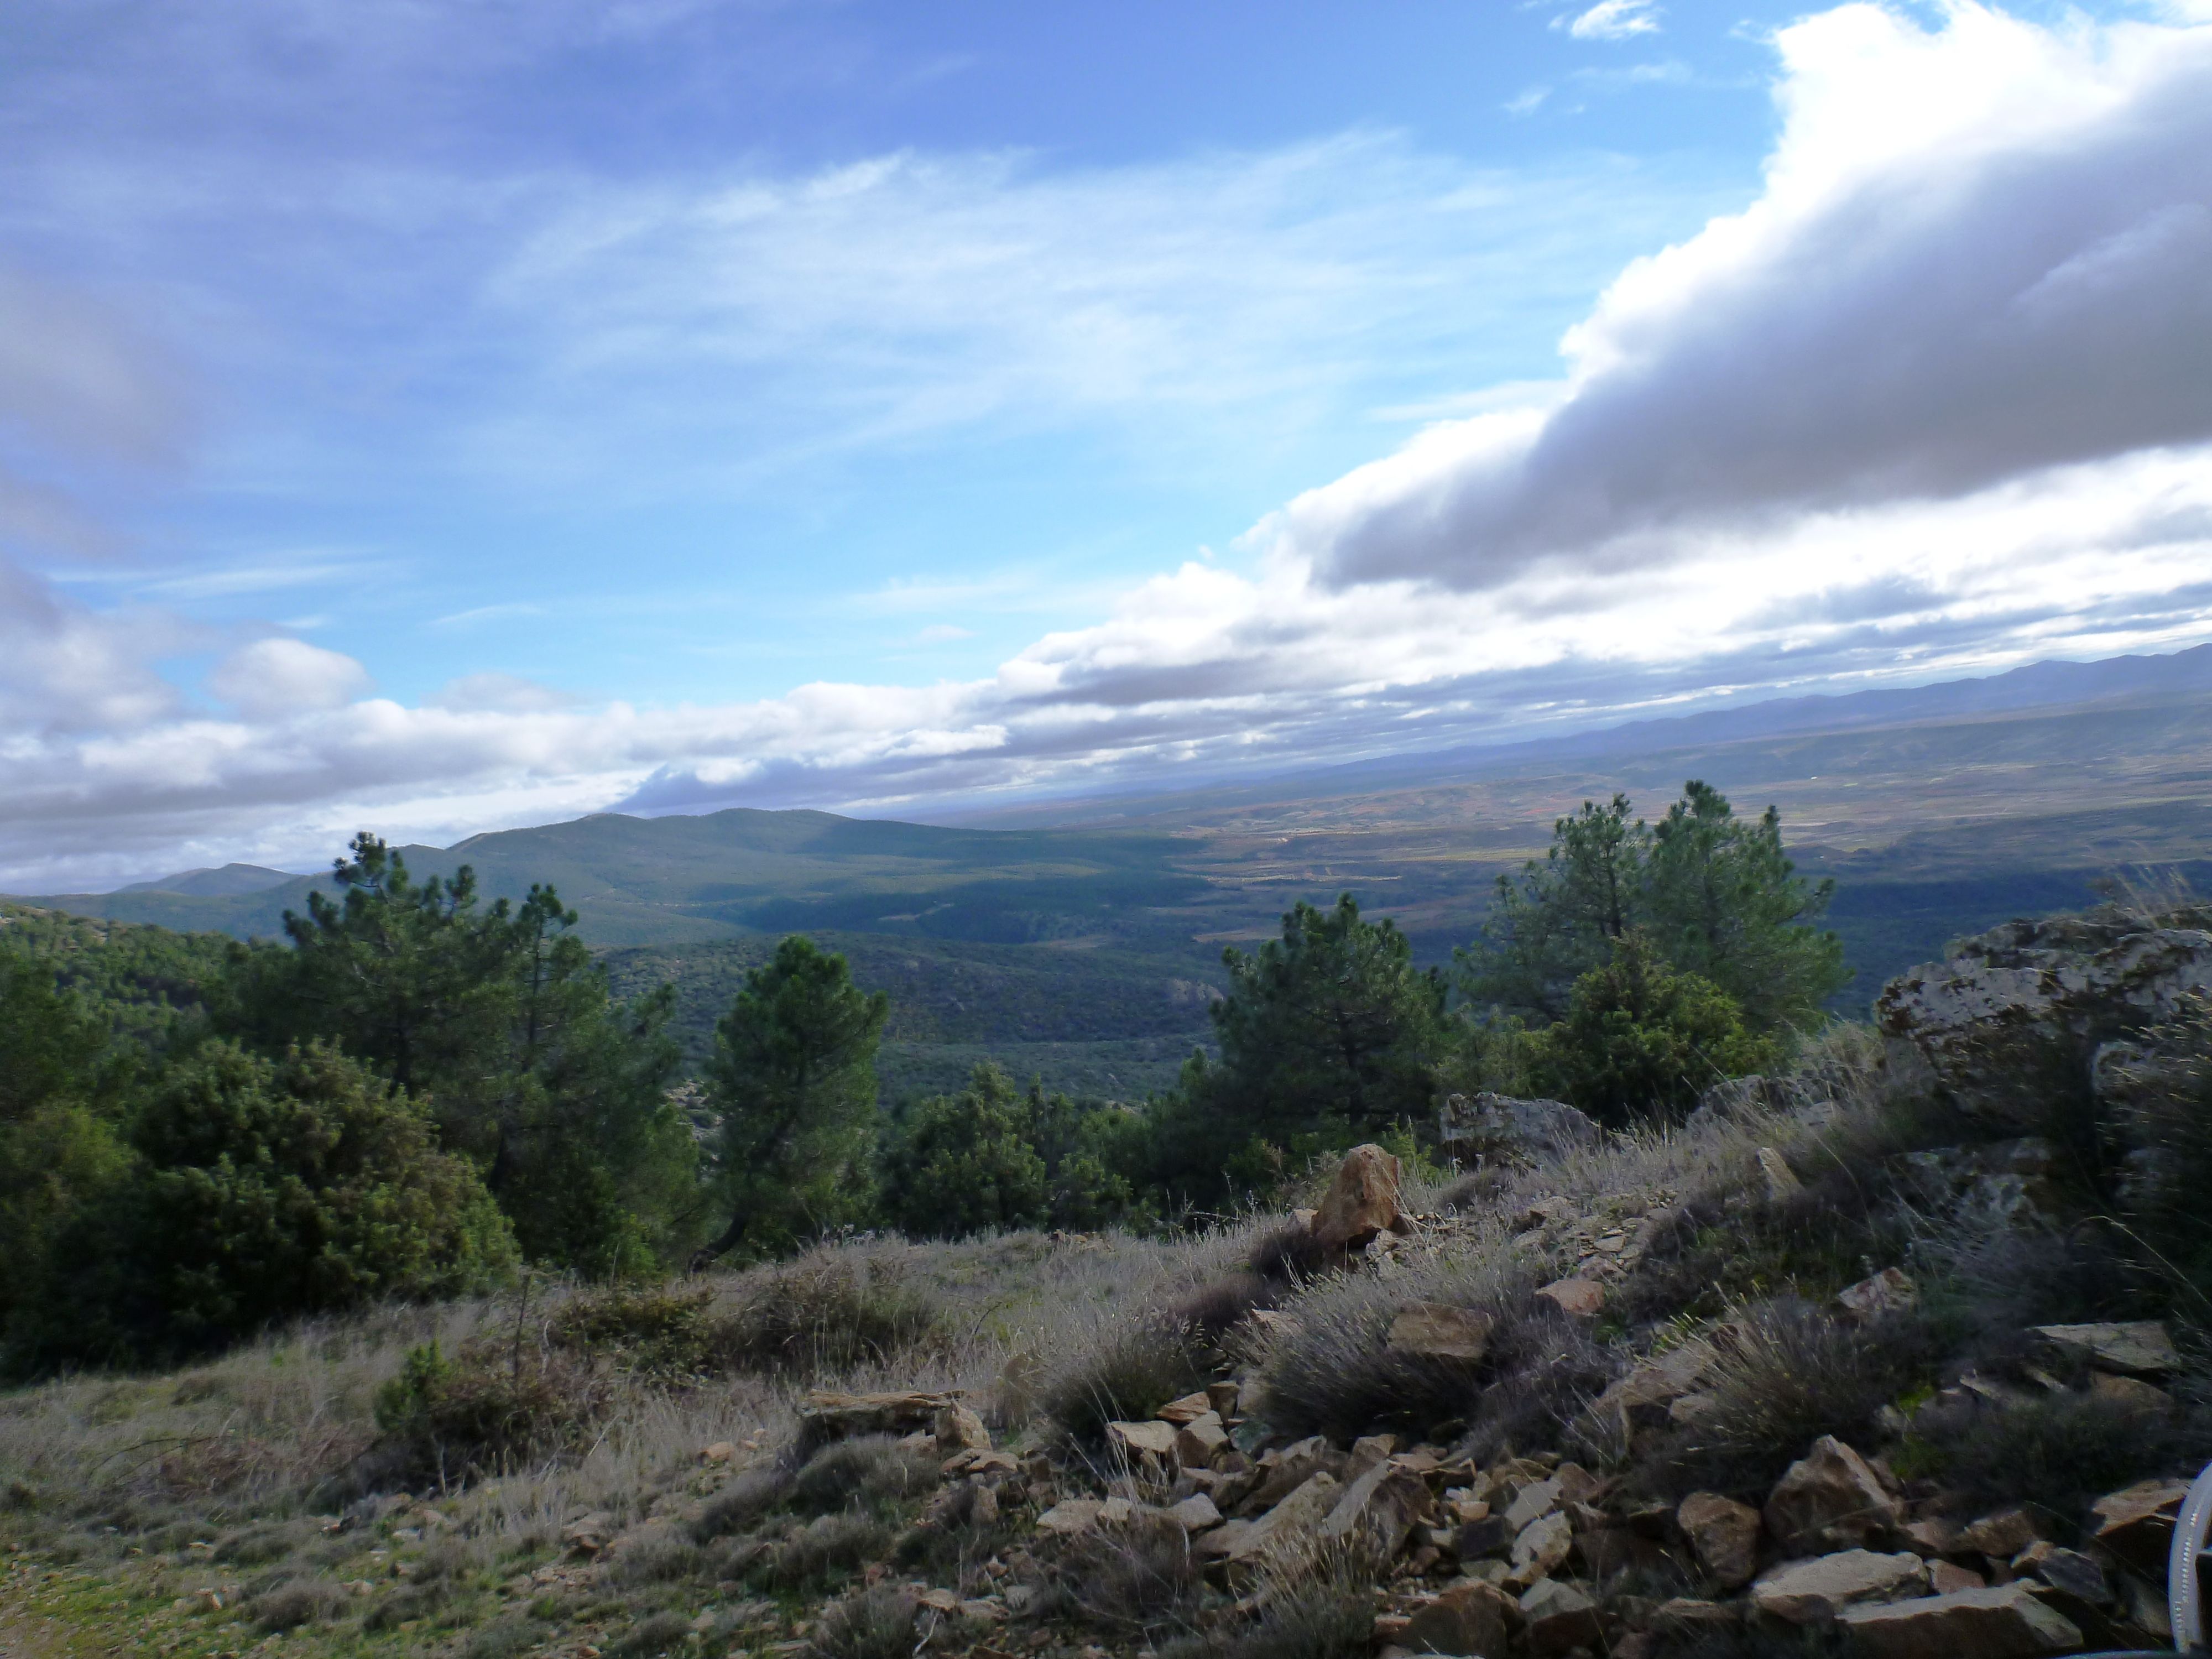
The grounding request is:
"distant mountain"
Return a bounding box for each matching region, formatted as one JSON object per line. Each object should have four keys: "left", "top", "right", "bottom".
{"left": 118, "top": 863, "right": 300, "bottom": 898}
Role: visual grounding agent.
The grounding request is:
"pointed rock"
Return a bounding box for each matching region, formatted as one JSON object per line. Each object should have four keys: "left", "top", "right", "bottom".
{"left": 1764, "top": 1436, "right": 1900, "bottom": 1554}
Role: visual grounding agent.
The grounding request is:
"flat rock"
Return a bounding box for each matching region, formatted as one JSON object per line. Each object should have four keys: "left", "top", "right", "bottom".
{"left": 2089, "top": 1478, "right": 2190, "bottom": 1575}
{"left": 1387, "top": 1303, "right": 1493, "bottom": 1362}
{"left": 1502, "top": 1477, "right": 1562, "bottom": 1533}
{"left": 2088, "top": 1372, "right": 2174, "bottom": 1413}
{"left": 1837, "top": 1267, "right": 1918, "bottom": 1322}
{"left": 1837, "top": 1583, "right": 2083, "bottom": 1658}
{"left": 1036, "top": 1500, "right": 1103, "bottom": 1536}
{"left": 1156, "top": 1391, "right": 1215, "bottom": 1425}
{"left": 2031, "top": 1321, "right": 2180, "bottom": 1377}
{"left": 1534, "top": 1278, "right": 1605, "bottom": 1319}
{"left": 1311, "top": 1144, "right": 1405, "bottom": 1251}
{"left": 1196, "top": 1518, "right": 1255, "bottom": 1559}
{"left": 1765, "top": 1436, "right": 1900, "bottom": 1554}
{"left": 1929, "top": 1561, "right": 1986, "bottom": 1594}
{"left": 800, "top": 1390, "right": 964, "bottom": 1440}
{"left": 1167, "top": 1494, "right": 1223, "bottom": 1534}
{"left": 1677, "top": 1491, "right": 1761, "bottom": 1590}
{"left": 1751, "top": 1551, "right": 1928, "bottom": 1623}
{"left": 1107, "top": 1419, "right": 1180, "bottom": 1461}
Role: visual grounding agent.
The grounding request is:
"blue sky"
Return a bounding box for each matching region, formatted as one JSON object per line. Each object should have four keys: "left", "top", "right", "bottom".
{"left": 3, "top": 0, "right": 2210, "bottom": 885}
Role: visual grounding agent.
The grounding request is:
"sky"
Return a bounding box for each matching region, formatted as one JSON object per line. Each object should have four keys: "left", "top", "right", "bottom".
{"left": 3, "top": 0, "right": 2210, "bottom": 889}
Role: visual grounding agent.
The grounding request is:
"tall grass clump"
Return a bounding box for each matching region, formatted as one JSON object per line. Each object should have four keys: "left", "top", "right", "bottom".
{"left": 1041, "top": 1313, "right": 1218, "bottom": 1446}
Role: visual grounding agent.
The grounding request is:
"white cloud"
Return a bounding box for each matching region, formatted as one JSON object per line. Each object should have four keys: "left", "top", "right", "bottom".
{"left": 4, "top": 3, "right": 2212, "bottom": 888}
{"left": 1564, "top": 1, "right": 1663, "bottom": 41}
{"left": 1272, "top": 2, "right": 2212, "bottom": 592}
{"left": 207, "top": 637, "right": 372, "bottom": 719}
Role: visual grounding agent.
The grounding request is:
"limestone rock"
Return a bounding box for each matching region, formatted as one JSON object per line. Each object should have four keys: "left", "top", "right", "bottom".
{"left": 1107, "top": 1419, "right": 1180, "bottom": 1462}
{"left": 2089, "top": 1477, "right": 2190, "bottom": 1575}
{"left": 2089, "top": 1371, "right": 2175, "bottom": 1413}
{"left": 1502, "top": 1477, "right": 1562, "bottom": 1533}
{"left": 1517, "top": 1578, "right": 1601, "bottom": 1655}
{"left": 1928, "top": 1560, "right": 1986, "bottom": 1594}
{"left": 1875, "top": 910, "right": 2212, "bottom": 1130}
{"left": 1837, "top": 1583, "right": 2083, "bottom": 1658}
{"left": 800, "top": 1389, "right": 965, "bottom": 1441}
{"left": 1320, "top": 1464, "right": 1433, "bottom": 1557}
{"left": 1400, "top": 1578, "right": 1517, "bottom": 1657}
{"left": 1196, "top": 1518, "right": 1255, "bottom": 1559}
{"left": 1751, "top": 1551, "right": 1928, "bottom": 1623}
{"left": 1386, "top": 1303, "right": 1493, "bottom": 1363}
{"left": 1676, "top": 1491, "right": 1761, "bottom": 1590}
{"left": 1156, "top": 1391, "right": 1215, "bottom": 1425}
{"left": 1241, "top": 1436, "right": 1342, "bottom": 1513}
{"left": 1437, "top": 1092, "right": 1603, "bottom": 1162}
{"left": 1311, "top": 1144, "right": 1405, "bottom": 1251}
{"left": 1534, "top": 1278, "right": 1605, "bottom": 1319}
{"left": 1764, "top": 1436, "right": 1900, "bottom": 1554}
{"left": 1836, "top": 1267, "right": 1918, "bottom": 1322}
{"left": 1036, "top": 1499, "right": 1103, "bottom": 1536}
{"left": 1175, "top": 1413, "right": 1230, "bottom": 1468}
{"left": 2031, "top": 1320, "right": 2180, "bottom": 1377}
{"left": 1958, "top": 1507, "right": 2044, "bottom": 1559}
{"left": 1222, "top": 1472, "right": 1342, "bottom": 1579}
{"left": 1167, "top": 1494, "right": 1223, "bottom": 1534}
{"left": 935, "top": 1403, "right": 990, "bottom": 1452}
{"left": 1757, "top": 1146, "right": 1803, "bottom": 1200}
{"left": 1508, "top": 1510, "right": 1573, "bottom": 1585}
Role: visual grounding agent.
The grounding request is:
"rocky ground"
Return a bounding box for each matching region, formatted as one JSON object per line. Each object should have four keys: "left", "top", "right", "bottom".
{"left": 5, "top": 899, "right": 2212, "bottom": 1659}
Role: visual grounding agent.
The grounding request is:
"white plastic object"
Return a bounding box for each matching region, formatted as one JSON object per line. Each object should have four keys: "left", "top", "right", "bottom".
{"left": 2171, "top": 1457, "right": 2212, "bottom": 1651}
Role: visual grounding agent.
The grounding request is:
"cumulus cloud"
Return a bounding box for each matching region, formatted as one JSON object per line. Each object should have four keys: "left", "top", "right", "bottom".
{"left": 1272, "top": 3, "right": 2212, "bottom": 591}
{"left": 206, "top": 638, "right": 372, "bottom": 719}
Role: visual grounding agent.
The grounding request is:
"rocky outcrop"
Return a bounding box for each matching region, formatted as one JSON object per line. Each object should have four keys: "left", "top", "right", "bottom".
{"left": 1438, "top": 1092, "right": 1603, "bottom": 1163}
{"left": 1876, "top": 907, "right": 2212, "bottom": 1127}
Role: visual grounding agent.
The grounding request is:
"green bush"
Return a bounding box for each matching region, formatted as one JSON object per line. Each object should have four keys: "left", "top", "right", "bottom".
{"left": 1530, "top": 932, "right": 1778, "bottom": 1126}
{"left": 10, "top": 1040, "right": 515, "bottom": 1371}
{"left": 877, "top": 1065, "right": 1048, "bottom": 1238}
{"left": 373, "top": 1338, "right": 615, "bottom": 1480}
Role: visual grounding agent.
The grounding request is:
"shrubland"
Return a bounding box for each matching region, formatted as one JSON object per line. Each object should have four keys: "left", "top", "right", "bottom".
{"left": 18, "top": 779, "right": 2197, "bottom": 1655}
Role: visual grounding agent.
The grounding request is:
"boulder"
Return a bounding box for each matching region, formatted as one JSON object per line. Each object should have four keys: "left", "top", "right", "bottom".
{"left": 1518, "top": 1578, "right": 1601, "bottom": 1655}
{"left": 1221, "top": 1472, "right": 1342, "bottom": 1580}
{"left": 1676, "top": 1491, "right": 1761, "bottom": 1589}
{"left": 1836, "top": 1267, "right": 1918, "bottom": 1322}
{"left": 935, "top": 1403, "right": 990, "bottom": 1452}
{"left": 1437, "top": 1092, "right": 1603, "bottom": 1162}
{"left": 2088, "top": 1371, "right": 2175, "bottom": 1414}
{"left": 1534, "top": 1278, "right": 1605, "bottom": 1319}
{"left": 1757, "top": 1146, "right": 1803, "bottom": 1200}
{"left": 1764, "top": 1437, "right": 1900, "bottom": 1554}
{"left": 1958, "top": 1507, "right": 2044, "bottom": 1559}
{"left": 2022, "top": 1546, "right": 2107, "bottom": 1606}
{"left": 2031, "top": 1320, "right": 2180, "bottom": 1377}
{"left": 1175, "top": 1413, "right": 1230, "bottom": 1469}
{"left": 1874, "top": 909, "right": 2212, "bottom": 1130}
{"left": 1320, "top": 1464, "right": 1433, "bottom": 1557}
{"left": 1751, "top": 1551, "right": 1928, "bottom": 1623}
{"left": 1837, "top": 1583, "right": 2083, "bottom": 1658}
{"left": 1399, "top": 1578, "right": 1518, "bottom": 1657}
{"left": 1387, "top": 1303, "right": 1493, "bottom": 1363}
{"left": 1311, "top": 1144, "right": 1405, "bottom": 1250}
{"left": 2088, "top": 1477, "right": 2190, "bottom": 1575}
